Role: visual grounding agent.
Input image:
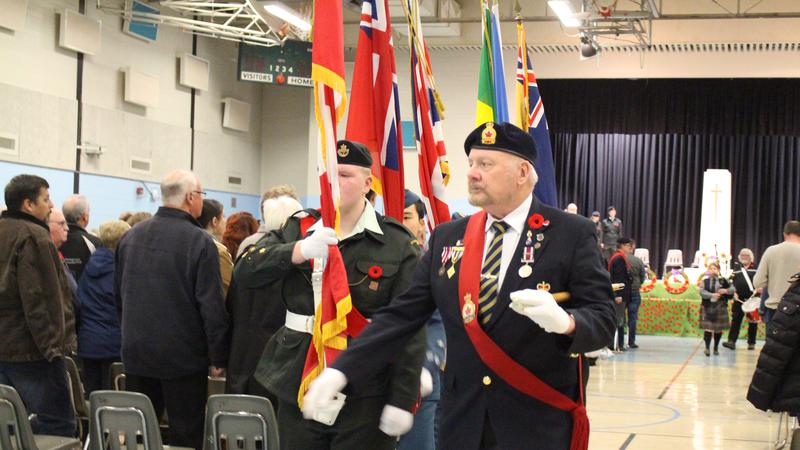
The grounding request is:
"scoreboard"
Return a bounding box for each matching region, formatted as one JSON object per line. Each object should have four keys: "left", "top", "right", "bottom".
{"left": 238, "top": 40, "right": 312, "bottom": 88}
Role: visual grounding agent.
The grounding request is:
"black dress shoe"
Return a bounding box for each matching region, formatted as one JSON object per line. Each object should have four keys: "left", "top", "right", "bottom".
{"left": 722, "top": 341, "right": 736, "bottom": 350}
{"left": 713, "top": 349, "right": 720, "bottom": 355}
{"left": 628, "top": 343, "right": 639, "bottom": 349}
{"left": 704, "top": 349, "right": 710, "bottom": 357}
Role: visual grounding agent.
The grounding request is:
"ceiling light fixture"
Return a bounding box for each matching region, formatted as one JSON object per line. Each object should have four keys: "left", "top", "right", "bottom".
{"left": 547, "top": 0, "right": 582, "bottom": 28}
{"left": 262, "top": 2, "right": 311, "bottom": 32}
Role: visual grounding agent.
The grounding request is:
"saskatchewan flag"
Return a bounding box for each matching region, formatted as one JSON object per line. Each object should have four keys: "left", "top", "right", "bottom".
{"left": 476, "top": 0, "right": 509, "bottom": 125}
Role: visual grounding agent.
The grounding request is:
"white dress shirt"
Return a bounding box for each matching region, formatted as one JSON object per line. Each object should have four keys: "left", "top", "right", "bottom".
{"left": 482, "top": 193, "right": 534, "bottom": 289}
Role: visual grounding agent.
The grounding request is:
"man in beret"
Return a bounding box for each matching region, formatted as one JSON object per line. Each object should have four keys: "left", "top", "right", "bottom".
{"left": 601, "top": 206, "right": 623, "bottom": 262}
{"left": 233, "top": 140, "right": 426, "bottom": 450}
{"left": 303, "top": 122, "right": 615, "bottom": 450}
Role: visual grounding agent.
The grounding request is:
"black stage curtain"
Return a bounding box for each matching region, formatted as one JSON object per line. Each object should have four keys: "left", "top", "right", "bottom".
{"left": 538, "top": 79, "right": 800, "bottom": 272}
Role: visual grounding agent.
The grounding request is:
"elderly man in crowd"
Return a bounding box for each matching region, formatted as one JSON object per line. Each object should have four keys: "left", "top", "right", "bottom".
{"left": 115, "top": 169, "right": 230, "bottom": 450}
{"left": 62, "top": 194, "right": 103, "bottom": 280}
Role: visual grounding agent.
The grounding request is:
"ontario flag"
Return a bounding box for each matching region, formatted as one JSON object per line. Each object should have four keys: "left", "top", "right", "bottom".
{"left": 345, "top": 0, "right": 405, "bottom": 220}
{"left": 515, "top": 20, "right": 557, "bottom": 207}
{"left": 404, "top": 0, "right": 450, "bottom": 229}
{"left": 299, "top": 0, "right": 365, "bottom": 408}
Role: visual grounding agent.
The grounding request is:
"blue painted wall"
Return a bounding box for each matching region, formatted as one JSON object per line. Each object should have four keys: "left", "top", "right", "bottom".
{"left": 0, "top": 161, "right": 261, "bottom": 228}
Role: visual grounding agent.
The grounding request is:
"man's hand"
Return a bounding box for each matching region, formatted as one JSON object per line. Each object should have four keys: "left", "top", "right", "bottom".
{"left": 509, "top": 289, "right": 575, "bottom": 335}
{"left": 614, "top": 296, "right": 623, "bottom": 304}
{"left": 293, "top": 227, "right": 338, "bottom": 263}
{"left": 209, "top": 367, "right": 225, "bottom": 378}
{"left": 711, "top": 293, "right": 720, "bottom": 302}
{"left": 379, "top": 405, "right": 414, "bottom": 436}
{"left": 301, "top": 368, "right": 348, "bottom": 419}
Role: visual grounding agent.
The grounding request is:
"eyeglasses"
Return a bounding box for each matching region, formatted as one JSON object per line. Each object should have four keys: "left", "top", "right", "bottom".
{"left": 49, "top": 220, "right": 68, "bottom": 228}
{"left": 192, "top": 190, "right": 207, "bottom": 197}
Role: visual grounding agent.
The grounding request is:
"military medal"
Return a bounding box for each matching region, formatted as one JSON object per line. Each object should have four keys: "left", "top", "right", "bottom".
{"left": 519, "top": 246, "right": 535, "bottom": 278}
{"left": 462, "top": 293, "right": 476, "bottom": 323}
{"left": 536, "top": 233, "right": 544, "bottom": 242}
{"left": 438, "top": 266, "right": 445, "bottom": 276}
{"left": 525, "top": 230, "right": 533, "bottom": 246}
{"left": 534, "top": 242, "right": 541, "bottom": 249}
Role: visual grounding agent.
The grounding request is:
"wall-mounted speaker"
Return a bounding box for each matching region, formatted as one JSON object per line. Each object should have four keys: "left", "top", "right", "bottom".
{"left": 123, "top": 67, "right": 160, "bottom": 108}
{"left": 0, "top": 0, "right": 28, "bottom": 31}
{"left": 222, "top": 98, "right": 251, "bottom": 132}
{"left": 58, "top": 9, "right": 102, "bottom": 55}
{"left": 178, "top": 53, "right": 209, "bottom": 91}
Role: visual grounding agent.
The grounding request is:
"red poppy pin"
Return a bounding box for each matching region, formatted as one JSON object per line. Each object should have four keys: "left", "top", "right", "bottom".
{"left": 368, "top": 265, "right": 383, "bottom": 279}
{"left": 527, "top": 213, "right": 546, "bottom": 229}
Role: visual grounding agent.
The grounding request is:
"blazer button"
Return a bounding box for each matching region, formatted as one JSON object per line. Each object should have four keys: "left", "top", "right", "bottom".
{"left": 482, "top": 375, "right": 492, "bottom": 386}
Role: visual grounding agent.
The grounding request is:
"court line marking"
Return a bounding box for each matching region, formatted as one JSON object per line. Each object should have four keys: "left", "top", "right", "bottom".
{"left": 590, "top": 396, "right": 681, "bottom": 430}
{"left": 657, "top": 341, "right": 703, "bottom": 399}
{"left": 618, "top": 433, "right": 636, "bottom": 450}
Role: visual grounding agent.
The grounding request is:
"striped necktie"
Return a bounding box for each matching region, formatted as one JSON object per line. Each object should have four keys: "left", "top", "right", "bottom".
{"left": 478, "top": 221, "right": 509, "bottom": 325}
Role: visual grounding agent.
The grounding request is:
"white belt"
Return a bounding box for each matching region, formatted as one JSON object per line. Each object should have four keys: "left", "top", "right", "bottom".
{"left": 285, "top": 311, "right": 315, "bottom": 334}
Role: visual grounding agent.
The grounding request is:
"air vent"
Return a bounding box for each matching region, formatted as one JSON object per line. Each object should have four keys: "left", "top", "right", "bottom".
{"left": 0, "top": 133, "right": 18, "bottom": 156}
{"left": 228, "top": 175, "right": 243, "bottom": 186}
{"left": 130, "top": 157, "right": 152, "bottom": 174}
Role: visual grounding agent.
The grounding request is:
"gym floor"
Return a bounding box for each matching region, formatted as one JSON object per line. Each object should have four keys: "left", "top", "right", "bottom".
{"left": 587, "top": 336, "right": 793, "bottom": 449}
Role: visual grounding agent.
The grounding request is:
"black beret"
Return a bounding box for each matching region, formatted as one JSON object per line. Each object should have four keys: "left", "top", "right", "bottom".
{"left": 463, "top": 121, "right": 537, "bottom": 164}
{"left": 591, "top": 211, "right": 601, "bottom": 217}
{"left": 336, "top": 140, "right": 373, "bottom": 168}
{"left": 617, "top": 237, "right": 632, "bottom": 245}
{"left": 607, "top": 206, "right": 616, "bottom": 212}
{"left": 404, "top": 189, "right": 421, "bottom": 209}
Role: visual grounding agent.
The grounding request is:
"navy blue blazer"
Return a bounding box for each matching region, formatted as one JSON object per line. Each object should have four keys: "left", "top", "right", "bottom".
{"left": 333, "top": 197, "right": 615, "bottom": 450}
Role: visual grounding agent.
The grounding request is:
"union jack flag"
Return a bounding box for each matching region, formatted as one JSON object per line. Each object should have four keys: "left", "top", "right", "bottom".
{"left": 345, "top": 0, "right": 405, "bottom": 220}
{"left": 405, "top": 0, "right": 450, "bottom": 230}
{"left": 516, "top": 21, "right": 557, "bottom": 207}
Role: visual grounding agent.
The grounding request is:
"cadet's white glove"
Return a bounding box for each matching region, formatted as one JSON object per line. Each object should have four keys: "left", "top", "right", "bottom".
{"left": 510, "top": 289, "right": 572, "bottom": 334}
{"left": 301, "top": 368, "right": 348, "bottom": 420}
{"left": 420, "top": 368, "right": 433, "bottom": 398}
{"left": 379, "top": 405, "right": 414, "bottom": 436}
{"left": 300, "top": 227, "right": 338, "bottom": 261}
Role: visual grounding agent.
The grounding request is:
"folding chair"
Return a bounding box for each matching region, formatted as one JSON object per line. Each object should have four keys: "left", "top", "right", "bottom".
{"left": 86, "top": 390, "right": 192, "bottom": 450}
{"left": 108, "top": 363, "right": 125, "bottom": 391}
{"left": 64, "top": 356, "right": 90, "bottom": 438}
{"left": 202, "top": 394, "right": 279, "bottom": 450}
{"left": 0, "top": 384, "right": 82, "bottom": 450}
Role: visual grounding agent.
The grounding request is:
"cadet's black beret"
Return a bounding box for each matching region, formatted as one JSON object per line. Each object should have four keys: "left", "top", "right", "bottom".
{"left": 336, "top": 140, "right": 373, "bottom": 168}
{"left": 607, "top": 206, "right": 616, "bottom": 212}
{"left": 404, "top": 189, "right": 421, "bottom": 209}
{"left": 617, "top": 237, "right": 632, "bottom": 245}
{"left": 463, "top": 121, "right": 538, "bottom": 164}
{"left": 591, "top": 211, "right": 601, "bottom": 217}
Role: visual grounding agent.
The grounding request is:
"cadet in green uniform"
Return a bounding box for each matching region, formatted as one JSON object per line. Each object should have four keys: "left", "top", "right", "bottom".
{"left": 234, "top": 140, "right": 425, "bottom": 450}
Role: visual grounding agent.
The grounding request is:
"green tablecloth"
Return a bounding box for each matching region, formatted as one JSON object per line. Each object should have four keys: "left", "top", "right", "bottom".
{"left": 637, "top": 281, "right": 766, "bottom": 339}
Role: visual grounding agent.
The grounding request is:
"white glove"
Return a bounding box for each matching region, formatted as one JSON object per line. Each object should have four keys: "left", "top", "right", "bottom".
{"left": 509, "top": 289, "right": 572, "bottom": 334}
{"left": 300, "top": 227, "right": 338, "bottom": 261}
{"left": 420, "top": 368, "right": 433, "bottom": 398}
{"left": 379, "top": 405, "right": 414, "bottom": 436}
{"left": 301, "top": 368, "right": 348, "bottom": 420}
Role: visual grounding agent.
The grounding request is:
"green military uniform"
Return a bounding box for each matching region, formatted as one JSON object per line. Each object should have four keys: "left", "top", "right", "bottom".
{"left": 235, "top": 199, "right": 425, "bottom": 450}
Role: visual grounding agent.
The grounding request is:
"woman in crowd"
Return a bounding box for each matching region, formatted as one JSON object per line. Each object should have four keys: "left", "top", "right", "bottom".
{"left": 76, "top": 220, "right": 130, "bottom": 393}
{"left": 222, "top": 211, "right": 259, "bottom": 259}
{"left": 699, "top": 261, "right": 734, "bottom": 356}
{"left": 199, "top": 199, "right": 233, "bottom": 297}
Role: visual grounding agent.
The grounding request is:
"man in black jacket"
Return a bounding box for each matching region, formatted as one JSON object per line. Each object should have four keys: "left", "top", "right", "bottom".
{"left": 115, "top": 170, "right": 229, "bottom": 450}
{"left": 608, "top": 237, "right": 634, "bottom": 351}
{"left": 302, "top": 123, "right": 615, "bottom": 450}
{"left": 61, "top": 194, "right": 103, "bottom": 280}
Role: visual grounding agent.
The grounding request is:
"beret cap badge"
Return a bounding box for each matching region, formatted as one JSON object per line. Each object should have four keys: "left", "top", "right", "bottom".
{"left": 337, "top": 144, "right": 350, "bottom": 158}
{"left": 481, "top": 122, "right": 497, "bottom": 145}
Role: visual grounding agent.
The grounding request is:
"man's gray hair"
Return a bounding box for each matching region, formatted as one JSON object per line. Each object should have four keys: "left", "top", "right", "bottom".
{"left": 63, "top": 194, "right": 89, "bottom": 224}
{"left": 161, "top": 170, "right": 199, "bottom": 207}
{"left": 262, "top": 195, "right": 303, "bottom": 231}
{"left": 739, "top": 248, "right": 755, "bottom": 260}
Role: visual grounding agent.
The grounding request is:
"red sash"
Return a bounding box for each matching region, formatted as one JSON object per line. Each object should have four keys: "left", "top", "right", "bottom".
{"left": 607, "top": 251, "right": 629, "bottom": 271}
{"left": 458, "top": 211, "right": 589, "bottom": 450}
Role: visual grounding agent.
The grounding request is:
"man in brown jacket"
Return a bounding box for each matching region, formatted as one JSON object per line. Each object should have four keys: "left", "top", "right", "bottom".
{"left": 0, "top": 174, "right": 77, "bottom": 437}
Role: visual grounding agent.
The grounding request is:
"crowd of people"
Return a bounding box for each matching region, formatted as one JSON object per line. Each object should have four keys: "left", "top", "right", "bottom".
{"left": 1, "top": 121, "right": 798, "bottom": 450}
